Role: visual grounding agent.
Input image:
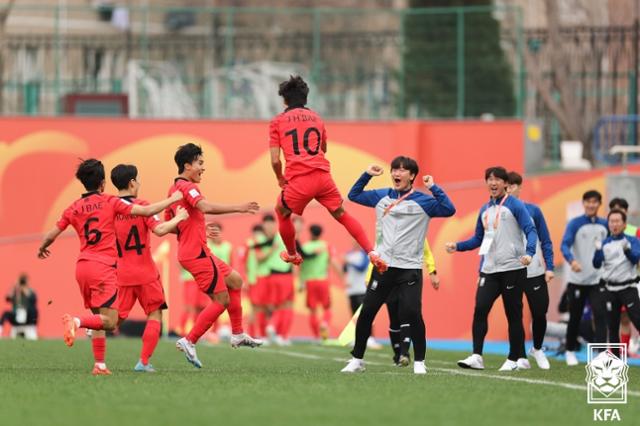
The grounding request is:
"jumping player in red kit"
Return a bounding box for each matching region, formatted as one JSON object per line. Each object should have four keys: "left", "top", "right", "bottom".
{"left": 166, "top": 143, "right": 262, "bottom": 369}
{"left": 110, "top": 164, "right": 189, "bottom": 373}
{"left": 37, "top": 159, "right": 183, "bottom": 375}
{"left": 269, "top": 76, "right": 387, "bottom": 273}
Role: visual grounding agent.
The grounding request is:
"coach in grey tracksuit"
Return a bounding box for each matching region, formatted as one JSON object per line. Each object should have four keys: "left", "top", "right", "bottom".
{"left": 347, "top": 157, "right": 455, "bottom": 365}
{"left": 593, "top": 209, "right": 640, "bottom": 355}
{"left": 447, "top": 166, "right": 537, "bottom": 367}
{"left": 560, "top": 190, "right": 609, "bottom": 354}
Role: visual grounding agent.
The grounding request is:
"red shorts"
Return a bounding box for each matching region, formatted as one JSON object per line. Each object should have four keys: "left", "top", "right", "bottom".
{"left": 279, "top": 170, "right": 343, "bottom": 215}
{"left": 268, "top": 273, "right": 294, "bottom": 306}
{"left": 75, "top": 259, "right": 118, "bottom": 310}
{"left": 118, "top": 280, "right": 168, "bottom": 320}
{"left": 306, "top": 279, "right": 331, "bottom": 309}
{"left": 183, "top": 280, "right": 210, "bottom": 308}
{"left": 180, "top": 255, "right": 232, "bottom": 296}
{"left": 621, "top": 305, "right": 627, "bottom": 313}
{"left": 249, "top": 276, "right": 270, "bottom": 306}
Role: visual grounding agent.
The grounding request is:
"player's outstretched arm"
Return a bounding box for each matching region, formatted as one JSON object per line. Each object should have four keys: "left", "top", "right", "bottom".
{"left": 270, "top": 147, "right": 287, "bottom": 188}
{"left": 196, "top": 199, "right": 260, "bottom": 215}
{"left": 132, "top": 191, "right": 183, "bottom": 217}
{"left": 153, "top": 206, "right": 189, "bottom": 237}
{"left": 37, "top": 227, "right": 64, "bottom": 259}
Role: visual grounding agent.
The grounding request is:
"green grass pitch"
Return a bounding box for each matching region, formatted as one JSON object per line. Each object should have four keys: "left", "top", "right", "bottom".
{"left": 1, "top": 339, "right": 638, "bottom": 426}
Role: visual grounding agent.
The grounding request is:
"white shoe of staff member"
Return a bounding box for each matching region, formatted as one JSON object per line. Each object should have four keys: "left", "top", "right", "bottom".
{"left": 498, "top": 359, "right": 519, "bottom": 371}
{"left": 457, "top": 354, "right": 484, "bottom": 370}
{"left": 529, "top": 347, "right": 550, "bottom": 370}
{"left": 341, "top": 358, "right": 365, "bottom": 373}
{"left": 413, "top": 361, "right": 427, "bottom": 375}
{"left": 516, "top": 358, "right": 531, "bottom": 370}
{"left": 565, "top": 350, "right": 579, "bottom": 366}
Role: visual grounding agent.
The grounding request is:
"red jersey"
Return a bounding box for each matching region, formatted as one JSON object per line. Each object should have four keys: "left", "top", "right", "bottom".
{"left": 165, "top": 178, "right": 210, "bottom": 261}
{"left": 269, "top": 107, "right": 330, "bottom": 180}
{"left": 113, "top": 197, "right": 161, "bottom": 286}
{"left": 56, "top": 192, "right": 134, "bottom": 265}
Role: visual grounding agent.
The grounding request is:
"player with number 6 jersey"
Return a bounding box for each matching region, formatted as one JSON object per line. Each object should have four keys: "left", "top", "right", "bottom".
{"left": 37, "top": 159, "right": 183, "bottom": 375}
{"left": 269, "top": 76, "right": 387, "bottom": 273}
{"left": 111, "top": 164, "right": 189, "bottom": 373}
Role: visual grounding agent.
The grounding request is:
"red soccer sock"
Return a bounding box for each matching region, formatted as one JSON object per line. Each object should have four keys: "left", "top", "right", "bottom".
{"left": 186, "top": 302, "right": 226, "bottom": 344}
{"left": 256, "top": 311, "right": 268, "bottom": 337}
{"left": 247, "top": 317, "right": 256, "bottom": 338}
{"left": 79, "top": 314, "right": 104, "bottom": 330}
{"left": 227, "top": 288, "right": 244, "bottom": 334}
{"left": 179, "top": 311, "right": 189, "bottom": 334}
{"left": 271, "top": 309, "right": 284, "bottom": 335}
{"left": 280, "top": 308, "right": 294, "bottom": 339}
{"left": 92, "top": 337, "right": 106, "bottom": 363}
{"left": 322, "top": 309, "right": 332, "bottom": 328}
{"left": 621, "top": 333, "right": 631, "bottom": 350}
{"left": 276, "top": 209, "right": 297, "bottom": 255}
{"left": 335, "top": 211, "right": 373, "bottom": 253}
{"left": 309, "top": 312, "right": 320, "bottom": 338}
{"left": 140, "top": 320, "right": 161, "bottom": 365}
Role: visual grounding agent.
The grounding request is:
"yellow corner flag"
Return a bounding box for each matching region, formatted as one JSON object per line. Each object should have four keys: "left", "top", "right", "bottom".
{"left": 335, "top": 305, "right": 362, "bottom": 347}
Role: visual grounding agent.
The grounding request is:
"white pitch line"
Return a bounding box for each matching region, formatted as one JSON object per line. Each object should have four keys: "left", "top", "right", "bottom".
{"left": 259, "top": 346, "right": 640, "bottom": 398}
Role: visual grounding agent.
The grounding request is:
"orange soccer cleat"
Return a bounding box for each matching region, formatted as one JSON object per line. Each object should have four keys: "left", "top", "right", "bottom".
{"left": 368, "top": 251, "right": 388, "bottom": 274}
{"left": 92, "top": 364, "right": 112, "bottom": 376}
{"left": 280, "top": 250, "right": 303, "bottom": 266}
{"left": 62, "top": 314, "right": 77, "bottom": 347}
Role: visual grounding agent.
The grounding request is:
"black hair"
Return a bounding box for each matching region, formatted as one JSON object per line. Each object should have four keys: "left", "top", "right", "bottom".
{"left": 484, "top": 166, "right": 509, "bottom": 182}
{"left": 18, "top": 274, "right": 28, "bottom": 286}
{"left": 309, "top": 224, "right": 323, "bottom": 238}
{"left": 110, "top": 164, "right": 138, "bottom": 191}
{"left": 175, "top": 143, "right": 203, "bottom": 174}
{"left": 507, "top": 171, "right": 523, "bottom": 186}
{"left": 582, "top": 190, "right": 602, "bottom": 203}
{"left": 262, "top": 213, "right": 276, "bottom": 223}
{"left": 252, "top": 224, "right": 264, "bottom": 233}
{"left": 609, "top": 197, "right": 629, "bottom": 211}
{"left": 76, "top": 158, "right": 105, "bottom": 191}
{"left": 608, "top": 209, "right": 627, "bottom": 223}
{"left": 390, "top": 156, "right": 419, "bottom": 183}
{"left": 278, "top": 75, "right": 309, "bottom": 107}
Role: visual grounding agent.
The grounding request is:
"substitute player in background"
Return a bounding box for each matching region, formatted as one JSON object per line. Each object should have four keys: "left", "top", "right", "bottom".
{"left": 167, "top": 143, "right": 261, "bottom": 368}
{"left": 560, "top": 190, "right": 608, "bottom": 366}
{"left": 593, "top": 209, "right": 640, "bottom": 357}
{"left": 446, "top": 166, "right": 537, "bottom": 372}
{"left": 299, "top": 224, "right": 343, "bottom": 340}
{"left": 269, "top": 75, "right": 387, "bottom": 273}
{"left": 37, "top": 159, "right": 183, "bottom": 375}
{"left": 608, "top": 197, "right": 638, "bottom": 354}
{"left": 111, "top": 164, "right": 189, "bottom": 372}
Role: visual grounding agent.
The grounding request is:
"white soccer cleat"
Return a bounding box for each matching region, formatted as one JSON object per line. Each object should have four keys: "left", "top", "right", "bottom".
{"left": 176, "top": 337, "right": 202, "bottom": 369}
{"left": 529, "top": 347, "right": 550, "bottom": 370}
{"left": 498, "top": 359, "right": 518, "bottom": 371}
{"left": 457, "top": 354, "right": 484, "bottom": 370}
{"left": 230, "top": 333, "right": 263, "bottom": 349}
{"left": 565, "top": 350, "right": 579, "bottom": 366}
{"left": 414, "top": 361, "right": 427, "bottom": 375}
{"left": 516, "top": 358, "right": 531, "bottom": 370}
{"left": 341, "top": 358, "right": 365, "bottom": 373}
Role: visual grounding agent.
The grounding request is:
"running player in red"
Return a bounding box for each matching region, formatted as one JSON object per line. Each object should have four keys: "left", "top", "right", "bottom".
{"left": 37, "top": 159, "right": 183, "bottom": 375}
{"left": 269, "top": 76, "right": 387, "bottom": 272}
{"left": 166, "top": 143, "right": 262, "bottom": 368}
{"left": 111, "top": 164, "right": 189, "bottom": 373}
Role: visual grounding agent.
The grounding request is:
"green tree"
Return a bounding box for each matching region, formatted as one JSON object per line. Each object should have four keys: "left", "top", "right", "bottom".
{"left": 403, "top": 0, "right": 515, "bottom": 118}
